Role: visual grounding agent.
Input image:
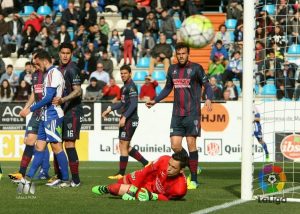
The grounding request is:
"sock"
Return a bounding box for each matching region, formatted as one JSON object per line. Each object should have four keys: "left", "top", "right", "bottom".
{"left": 261, "top": 142, "right": 269, "bottom": 155}
{"left": 66, "top": 148, "right": 80, "bottom": 184}
{"left": 119, "top": 156, "right": 128, "bottom": 175}
{"left": 55, "top": 151, "right": 69, "bottom": 181}
{"left": 107, "top": 183, "right": 122, "bottom": 196}
{"left": 129, "top": 147, "right": 148, "bottom": 166}
{"left": 27, "top": 150, "right": 45, "bottom": 178}
{"left": 19, "top": 145, "right": 34, "bottom": 176}
{"left": 53, "top": 153, "right": 62, "bottom": 179}
{"left": 189, "top": 151, "right": 198, "bottom": 182}
{"left": 41, "top": 146, "right": 50, "bottom": 174}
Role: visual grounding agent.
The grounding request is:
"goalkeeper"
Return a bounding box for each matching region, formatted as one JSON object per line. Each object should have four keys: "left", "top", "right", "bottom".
{"left": 92, "top": 152, "right": 188, "bottom": 201}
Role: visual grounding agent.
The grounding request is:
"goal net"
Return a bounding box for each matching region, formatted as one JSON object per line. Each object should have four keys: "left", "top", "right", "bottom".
{"left": 242, "top": 0, "right": 300, "bottom": 202}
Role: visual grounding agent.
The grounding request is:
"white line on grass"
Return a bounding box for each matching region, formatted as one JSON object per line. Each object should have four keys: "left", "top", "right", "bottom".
{"left": 191, "top": 199, "right": 249, "bottom": 214}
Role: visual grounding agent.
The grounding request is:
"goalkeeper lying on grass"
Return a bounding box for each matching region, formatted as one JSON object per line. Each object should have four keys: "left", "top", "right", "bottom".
{"left": 92, "top": 152, "right": 188, "bottom": 201}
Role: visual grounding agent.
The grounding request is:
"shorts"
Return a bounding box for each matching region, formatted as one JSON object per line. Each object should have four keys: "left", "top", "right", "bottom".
{"left": 62, "top": 106, "right": 83, "bottom": 141}
{"left": 119, "top": 169, "right": 153, "bottom": 192}
{"left": 119, "top": 119, "right": 138, "bottom": 141}
{"left": 25, "top": 114, "right": 41, "bottom": 136}
{"left": 170, "top": 115, "right": 200, "bottom": 137}
{"left": 37, "top": 117, "right": 64, "bottom": 143}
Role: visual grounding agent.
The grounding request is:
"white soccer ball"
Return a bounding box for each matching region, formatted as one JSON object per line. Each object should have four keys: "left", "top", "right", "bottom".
{"left": 179, "top": 15, "right": 215, "bottom": 48}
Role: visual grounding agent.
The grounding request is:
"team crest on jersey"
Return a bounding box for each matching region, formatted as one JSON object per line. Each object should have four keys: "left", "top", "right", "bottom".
{"left": 67, "top": 123, "right": 72, "bottom": 129}
{"left": 172, "top": 69, "right": 177, "bottom": 75}
{"left": 187, "top": 68, "right": 192, "bottom": 76}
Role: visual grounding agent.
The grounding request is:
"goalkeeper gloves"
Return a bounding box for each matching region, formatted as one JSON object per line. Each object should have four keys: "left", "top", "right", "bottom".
{"left": 137, "top": 188, "right": 158, "bottom": 201}
{"left": 122, "top": 185, "right": 138, "bottom": 201}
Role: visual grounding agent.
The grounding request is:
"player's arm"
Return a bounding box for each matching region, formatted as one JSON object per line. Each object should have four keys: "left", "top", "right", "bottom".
{"left": 199, "top": 65, "right": 213, "bottom": 111}
{"left": 53, "top": 67, "right": 82, "bottom": 105}
{"left": 20, "top": 87, "right": 57, "bottom": 117}
{"left": 102, "top": 101, "right": 123, "bottom": 118}
{"left": 146, "top": 67, "right": 173, "bottom": 108}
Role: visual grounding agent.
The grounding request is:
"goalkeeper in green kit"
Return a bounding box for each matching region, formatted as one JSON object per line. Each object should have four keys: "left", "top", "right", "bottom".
{"left": 92, "top": 152, "right": 188, "bottom": 201}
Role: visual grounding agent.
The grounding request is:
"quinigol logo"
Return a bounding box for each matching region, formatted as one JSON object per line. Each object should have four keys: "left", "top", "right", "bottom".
{"left": 201, "top": 103, "right": 229, "bottom": 132}
{"left": 280, "top": 134, "right": 300, "bottom": 161}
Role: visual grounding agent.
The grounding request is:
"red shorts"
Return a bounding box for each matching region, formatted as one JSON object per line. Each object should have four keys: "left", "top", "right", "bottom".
{"left": 118, "top": 170, "right": 154, "bottom": 192}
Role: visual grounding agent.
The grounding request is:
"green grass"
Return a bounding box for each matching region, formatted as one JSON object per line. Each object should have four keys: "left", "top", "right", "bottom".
{"left": 0, "top": 162, "right": 299, "bottom": 214}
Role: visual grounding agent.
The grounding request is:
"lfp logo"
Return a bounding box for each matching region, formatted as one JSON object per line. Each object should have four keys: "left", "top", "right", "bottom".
{"left": 280, "top": 134, "right": 300, "bottom": 161}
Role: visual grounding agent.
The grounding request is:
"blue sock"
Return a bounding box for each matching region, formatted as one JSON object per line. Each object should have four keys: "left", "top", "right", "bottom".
{"left": 56, "top": 151, "right": 69, "bottom": 181}
{"left": 41, "top": 146, "right": 50, "bottom": 174}
{"left": 262, "top": 143, "right": 269, "bottom": 155}
{"left": 27, "top": 150, "right": 44, "bottom": 178}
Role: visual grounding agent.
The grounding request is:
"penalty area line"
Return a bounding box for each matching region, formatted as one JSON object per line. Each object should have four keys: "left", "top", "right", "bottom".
{"left": 191, "top": 199, "right": 249, "bottom": 214}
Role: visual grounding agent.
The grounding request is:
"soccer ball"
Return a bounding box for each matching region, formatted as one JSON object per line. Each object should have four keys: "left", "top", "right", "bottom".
{"left": 267, "top": 174, "right": 277, "bottom": 184}
{"left": 179, "top": 15, "right": 215, "bottom": 48}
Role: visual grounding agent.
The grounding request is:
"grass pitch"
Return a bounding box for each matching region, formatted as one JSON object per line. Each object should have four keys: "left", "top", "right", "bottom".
{"left": 0, "top": 162, "right": 299, "bottom": 214}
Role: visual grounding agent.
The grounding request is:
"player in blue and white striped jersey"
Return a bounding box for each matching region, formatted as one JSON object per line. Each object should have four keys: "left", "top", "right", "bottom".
{"left": 20, "top": 50, "right": 70, "bottom": 187}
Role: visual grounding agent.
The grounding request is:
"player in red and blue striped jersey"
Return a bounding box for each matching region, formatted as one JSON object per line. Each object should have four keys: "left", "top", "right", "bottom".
{"left": 102, "top": 65, "right": 149, "bottom": 179}
{"left": 146, "top": 43, "right": 213, "bottom": 189}
{"left": 20, "top": 50, "right": 69, "bottom": 187}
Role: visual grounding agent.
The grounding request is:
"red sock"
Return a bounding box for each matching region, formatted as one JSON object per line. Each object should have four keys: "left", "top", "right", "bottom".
{"left": 108, "top": 183, "right": 122, "bottom": 196}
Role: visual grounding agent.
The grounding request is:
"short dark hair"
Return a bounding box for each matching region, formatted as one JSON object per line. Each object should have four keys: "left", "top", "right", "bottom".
{"left": 59, "top": 42, "right": 73, "bottom": 52}
{"left": 216, "top": 40, "right": 223, "bottom": 45}
{"left": 35, "top": 50, "right": 52, "bottom": 63}
{"left": 120, "top": 64, "right": 131, "bottom": 73}
{"left": 172, "top": 151, "right": 189, "bottom": 169}
{"left": 175, "top": 42, "right": 190, "bottom": 54}
{"left": 25, "top": 62, "right": 31, "bottom": 66}
{"left": 7, "top": 64, "right": 13, "bottom": 68}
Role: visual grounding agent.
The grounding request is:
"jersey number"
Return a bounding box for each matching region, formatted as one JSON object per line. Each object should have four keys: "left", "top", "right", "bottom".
{"left": 68, "top": 130, "right": 74, "bottom": 137}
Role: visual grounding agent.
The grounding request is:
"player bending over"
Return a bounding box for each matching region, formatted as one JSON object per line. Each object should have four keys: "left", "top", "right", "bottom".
{"left": 20, "top": 50, "right": 69, "bottom": 187}
{"left": 92, "top": 152, "right": 188, "bottom": 201}
{"left": 253, "top": 106, "right": 269, "bottom": 161}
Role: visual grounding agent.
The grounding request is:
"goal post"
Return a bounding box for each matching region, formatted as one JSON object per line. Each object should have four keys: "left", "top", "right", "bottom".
{"left": 241, "top": 0, "right": 255, "bottom": 201}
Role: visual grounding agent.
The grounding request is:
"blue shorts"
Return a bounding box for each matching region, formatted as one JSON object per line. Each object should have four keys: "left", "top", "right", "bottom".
{"left": 37, "top": 117, "right": 64, "bottom": 143}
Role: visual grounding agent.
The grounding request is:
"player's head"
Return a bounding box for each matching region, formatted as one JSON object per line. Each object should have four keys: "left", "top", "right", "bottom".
{"left": 167, "top": 152, "right": 189, "bottom": 177}
{"left": 175, "top": 42, "right": 190, "bottom": 66}
{"left": 59, "top": 42, "right": 73, "bottom": 65}
{"left": 31, "top": 49, "right": 43, "bottom": 71}
{"left": 34, "top": 50, "right": 52, "bottom": 72}
{"left": 120, "top": 65, "right": 131, "bottom": 83}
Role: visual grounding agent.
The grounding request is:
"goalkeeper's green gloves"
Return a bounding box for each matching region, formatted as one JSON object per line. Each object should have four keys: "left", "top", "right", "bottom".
{"left": 122, "top": 185, "right": 138, "bottom": 201}
{"left": 137, "top": 188, "right": 158, "bottom": 201}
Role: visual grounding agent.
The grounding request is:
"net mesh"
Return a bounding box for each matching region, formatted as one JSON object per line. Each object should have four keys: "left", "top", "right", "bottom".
{"left": 253, "top": 0, "right": 300, "bottom": 200}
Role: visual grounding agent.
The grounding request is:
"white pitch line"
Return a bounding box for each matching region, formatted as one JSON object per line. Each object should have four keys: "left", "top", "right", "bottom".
{"left": 191, "top": 199, "right": 249, "bottom": 214}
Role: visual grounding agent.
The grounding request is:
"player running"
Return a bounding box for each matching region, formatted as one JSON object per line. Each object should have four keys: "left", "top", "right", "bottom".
{"left": 8, "top": 50, "right": 50, "bottom": 182}
{"left": 20, "top": 50, "right": 69, "bottom": 188}
{"left": 102, "top": 65, "right": 149, "bottom": 180}
{"left": 253, "top": 105, "right": 269, "bottom": 161}
{"left": 48, "top": 42, "right": 83, "bottom": 187}
{"left": 146, "top": 43, "right": 213, "bottom": 189}
{"left": 92, "top": 152, "right": 188, "bottom": 201}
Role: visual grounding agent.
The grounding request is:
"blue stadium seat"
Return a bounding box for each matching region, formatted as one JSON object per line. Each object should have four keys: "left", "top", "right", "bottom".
{"left": 254, "top": 84, "right": 259, "bottom": 94}
{"left": 37, "top": 5, "right": 52, "bottom": 15}
{"left": 225, "top": 19, "right": 237, "bottom": 30}
{"left": 280, "top": 97, "right": 292, "bottom": 101}
{"left": 288, "top": 44, "right": 300, "bottom": 54}
{"left": 266, "top": 78, "right": 275, "bottom": 85}
{"left": 236, "top": 85, "right": 241, "bottom": 96}
{"left": 229, "top": 31, "right": 235, "bottom": 42}
{"left": 136, "top": 84, "right": 141, "bottom": 94}
{"left": 174, "top": 18, "right": 182, "bottom": 29}
{"left": 262, "top": 4, "right": 276, "bottom": 15}
{"left": 136, "top": 57, "right": 150, "bottom": 68}
{"left": 69, "top": 31, "right": 74, "bottom": 40}
{"left": 133, "top": 71, "right": 148, "bottom": 81}
{"left": 21, "top": 6, "right": 35, "bottom": 16}
{"left": 155, "top": 85, "right": 162, "bottom": 95}
{"left": 14, "top": 70, "right": 23, "bottom": 78}
{"left": 152, "top": 71, "right": 166, "bottom": 81}
{"left": 166, "top": 39, "right": 172, "bottom": 44}
{"left": 261, "top": 84, "right": 277, "bottom": 95}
